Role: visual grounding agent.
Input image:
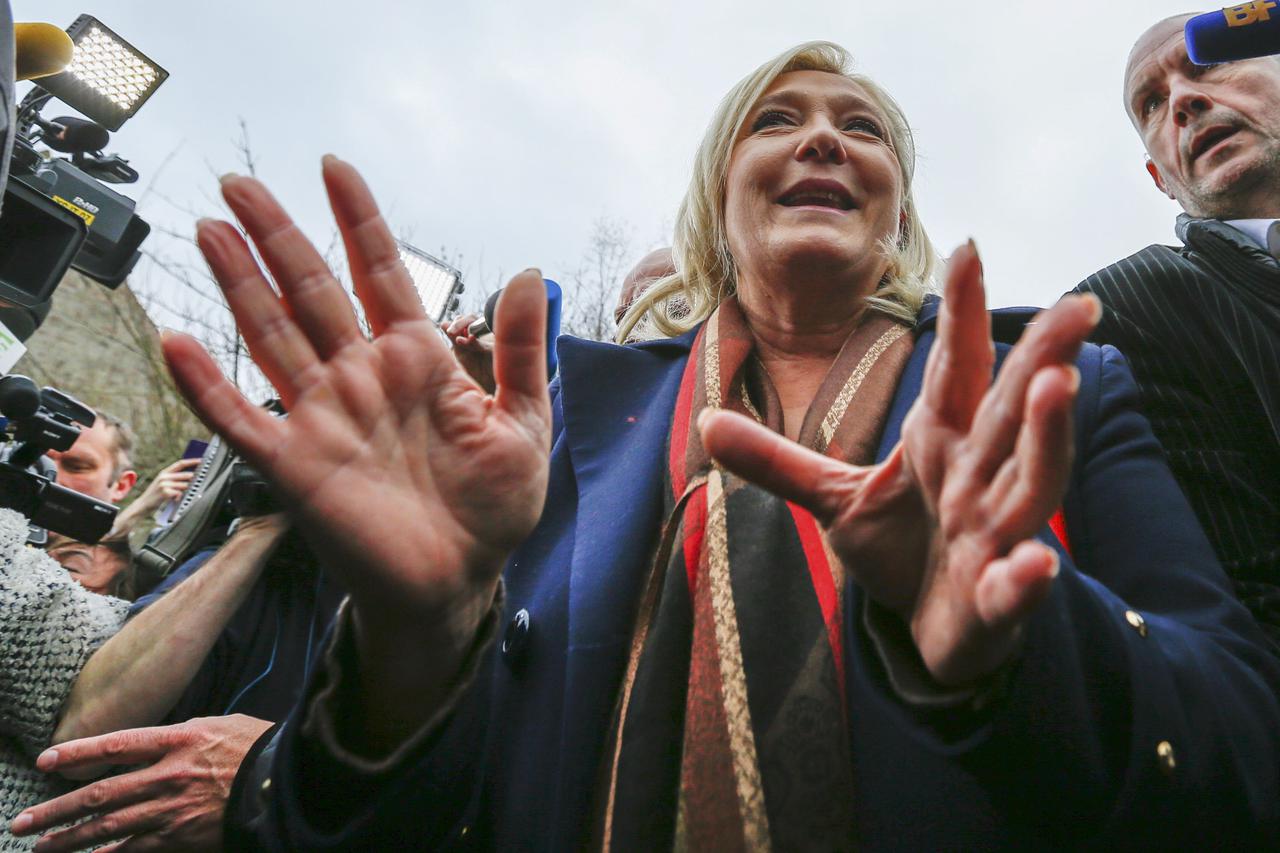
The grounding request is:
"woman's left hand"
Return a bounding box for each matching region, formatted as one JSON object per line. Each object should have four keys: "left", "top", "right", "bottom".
{"left": 701, "top": 241, "right": 1100, "bottom": 687}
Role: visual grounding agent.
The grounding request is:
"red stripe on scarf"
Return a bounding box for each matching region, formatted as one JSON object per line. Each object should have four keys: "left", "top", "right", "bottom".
{"left": 669, "top": 345, "right": 702, "bottom": 501}
{"left": 786, "top": 503, "right": 846, "bottom": 691}
{"left": 1049, "top": 508, "right": 1072, "bottom": 558}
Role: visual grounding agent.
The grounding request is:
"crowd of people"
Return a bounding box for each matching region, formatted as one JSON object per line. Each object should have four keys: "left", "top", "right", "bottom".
{"left": 0, "top": 10, "right": 1278, "bottom": 851}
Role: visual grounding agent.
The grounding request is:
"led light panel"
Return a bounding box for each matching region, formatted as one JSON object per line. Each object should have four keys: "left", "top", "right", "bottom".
{"left": 36, "top": 16, "right": 168, "bottom": 131}
{"left": 397, "top": 241, "right": 464, "bottom": 323}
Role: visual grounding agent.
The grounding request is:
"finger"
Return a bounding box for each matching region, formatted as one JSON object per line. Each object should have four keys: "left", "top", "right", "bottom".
{"left": 986, "top": 365, "right": 1078, "bottom": 542}
{"left": 966, "top": 294, "right": 1100, "bottom": 482}
{"left": 30, "top": 801, "right": 167, "bottom": 852}
{"left": 700, "top": 409, "right": 863, "bottom": 524}
{"left": 36, "top": 727, "right": 183, "bottom": 774}
{"left": 161, "top": 333, "right": 284, "bottom": 473}
{"left": 321, "top": 155, "right": 429, "bottom": 335}
{"left": 493, "top": 270, "right": 550, "bottom": 421}
{"left": 975, "top": 540, "right": 1059, "bottom": 631}
{"left": 13, "top": 770, "right": 159, "bottom": 835}
{"left": 220, "top": 173, "right": 365, "bottom": 359}
{"left": 921, "top": 241, "right": 993, "bottom": 429}
{"left": 196, "top": 219, "right": 321, "bottom": 404}
{"left": 446, "top": 314, "right": 478, "bottom": 338}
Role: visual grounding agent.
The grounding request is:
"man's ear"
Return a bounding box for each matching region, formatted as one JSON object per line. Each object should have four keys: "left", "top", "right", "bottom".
{"left": 1146, "top": 157, "right": 1175, "bottom": 199}
{"left": 108, "top": 470, "right": 137, "bottom": 503}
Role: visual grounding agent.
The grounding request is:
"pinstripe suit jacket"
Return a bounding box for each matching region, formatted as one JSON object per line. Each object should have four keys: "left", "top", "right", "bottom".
{"left": 1076, "top": 216, "right": 1280, "bottom": 648}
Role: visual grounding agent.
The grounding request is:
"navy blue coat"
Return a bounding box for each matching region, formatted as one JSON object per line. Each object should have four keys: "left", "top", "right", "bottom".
{"left": 251, "top": 302, "right": 1280, "bottom": 850}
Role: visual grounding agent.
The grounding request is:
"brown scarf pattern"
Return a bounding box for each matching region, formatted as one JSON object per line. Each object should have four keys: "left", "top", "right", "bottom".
{"left": 598, "top": 297, "right": 914, "bottom": 851}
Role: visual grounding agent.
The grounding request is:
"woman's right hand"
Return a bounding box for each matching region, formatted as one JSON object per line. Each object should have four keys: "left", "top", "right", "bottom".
{"left": 162, "top": 157, "right": 551, "bottom": 746}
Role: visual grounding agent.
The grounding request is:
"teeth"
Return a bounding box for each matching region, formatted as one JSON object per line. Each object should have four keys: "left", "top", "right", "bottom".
{"left": 785, "top": 190, "right": 848, "bottom": 207}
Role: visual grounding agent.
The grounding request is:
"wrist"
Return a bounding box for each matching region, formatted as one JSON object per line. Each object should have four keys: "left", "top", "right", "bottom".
{"left": 351, "top": 577, "right": 499, "bottom": 691}
{"left": 344, "top": 580, "right": 502, "bottom": 756}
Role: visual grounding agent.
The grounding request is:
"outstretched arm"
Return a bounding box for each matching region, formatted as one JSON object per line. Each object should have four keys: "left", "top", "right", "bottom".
{"left": 11, "top": 715, "right": 273, "bottom": 852}
{"left": 53, "top": 514, "right": 289, "bottom": 751}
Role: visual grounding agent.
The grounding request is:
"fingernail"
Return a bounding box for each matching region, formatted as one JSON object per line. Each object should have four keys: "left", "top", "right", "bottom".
{"left": 196, "top": 217, "right": 216, "bottom": 230}
{"left": 35, "top": 749, "right": 56, "bottom": 771}
{"left": 696, "top": 409, "right": 713, "bottom": 432}
{"left": 522, "top": 267, "right": 542, "bottom": 277}
{"left": 1048, "top": 550, "right": 1061, "bottom": 578}
{"left": 966, "top": 237, "right": 978, "bottom": 253}
{"left": 10, "top": 813, "right": 30, "bottom": 834}
{"left": 218, "top": 172, "right": 240, "bottom": 185}
{"left": 1066, "top": 365, "right": 1081, "bottom": 393}
{"left": 1084, "top": 293, "right": 1102, "bottom": 325}
{"left": 321, "top": 153, "right": 339, "bottom": 168}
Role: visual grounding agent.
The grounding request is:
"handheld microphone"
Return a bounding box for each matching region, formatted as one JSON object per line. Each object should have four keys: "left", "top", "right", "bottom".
{"left": 14, "top": 22, "right": 73, "bottom": 81}
{"left": 37, "top": 116, "right": 110, "bottom": 154}
{"left": 465, "top": 278, "right": 563, "bottom": 378}
{"left": 1185, "top": 3, "right": 1280, "bottom": 64}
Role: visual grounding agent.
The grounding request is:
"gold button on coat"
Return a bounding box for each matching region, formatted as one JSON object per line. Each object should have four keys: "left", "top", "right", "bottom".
{"left": 1125, "top": 609, "right": 1148, "bottom": 637}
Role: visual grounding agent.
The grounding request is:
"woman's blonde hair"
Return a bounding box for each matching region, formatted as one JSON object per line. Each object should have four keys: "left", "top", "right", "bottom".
{"left": 616, "top": 41, "right": 937, "bottom": 343}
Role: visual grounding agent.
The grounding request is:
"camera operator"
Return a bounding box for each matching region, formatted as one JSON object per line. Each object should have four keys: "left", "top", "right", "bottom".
{"left": 45, "top": 410, "right": 136, "bottom": 509}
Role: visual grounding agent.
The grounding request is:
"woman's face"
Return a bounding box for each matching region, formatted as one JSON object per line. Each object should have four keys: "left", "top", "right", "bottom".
{"left": 724, "top": 70, "right": 903, "bottom": 296}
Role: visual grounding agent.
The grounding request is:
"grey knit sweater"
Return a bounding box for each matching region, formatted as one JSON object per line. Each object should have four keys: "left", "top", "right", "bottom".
{"left": 0, "top": 509, "right": 127, "bottom": 850}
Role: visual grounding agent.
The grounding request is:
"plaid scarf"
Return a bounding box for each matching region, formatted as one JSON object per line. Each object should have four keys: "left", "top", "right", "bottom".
{"left": 598, "top": 297, "right": 914, "bottom": 851}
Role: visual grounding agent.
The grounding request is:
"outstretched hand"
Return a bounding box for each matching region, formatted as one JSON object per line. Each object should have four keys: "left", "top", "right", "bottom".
{"left": 701, "top": 242, "right": 1099, "bottom": 686}
{"left": 9, "top": 715, "right": 272, "bottom": 852}
{"left": 161, "top": 157, "right": 551, "bottom": 742}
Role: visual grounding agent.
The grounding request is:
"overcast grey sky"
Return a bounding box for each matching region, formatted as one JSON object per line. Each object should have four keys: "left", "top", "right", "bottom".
{"left": 16, "top": 0, "right": 1200, "bottom": 323}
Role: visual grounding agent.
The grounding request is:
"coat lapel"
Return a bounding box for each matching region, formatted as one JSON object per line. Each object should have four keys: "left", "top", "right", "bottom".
{"left": 548, "top": 331, "right": 695, "bottom": 842}
{"left": 556, "top": 330, "right": 695, "bottom": 650}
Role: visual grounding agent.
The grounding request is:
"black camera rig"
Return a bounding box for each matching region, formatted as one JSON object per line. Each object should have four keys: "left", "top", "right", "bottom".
{"left": 0, "top": 373, "right": 117, "bottom": 543}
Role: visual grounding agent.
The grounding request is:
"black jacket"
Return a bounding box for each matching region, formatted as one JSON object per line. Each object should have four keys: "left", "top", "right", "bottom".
{"left": 1075, "top": 215, "right": 1280, "bottom": 648}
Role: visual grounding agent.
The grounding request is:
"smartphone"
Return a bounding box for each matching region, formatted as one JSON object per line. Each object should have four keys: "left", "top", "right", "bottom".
{"left": 153, "top": 439, "right": 209, "bottom": 526}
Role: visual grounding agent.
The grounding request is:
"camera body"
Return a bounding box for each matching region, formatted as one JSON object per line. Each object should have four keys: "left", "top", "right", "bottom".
{"left": 0, "top": 374, "right": 117, "bottom": 543}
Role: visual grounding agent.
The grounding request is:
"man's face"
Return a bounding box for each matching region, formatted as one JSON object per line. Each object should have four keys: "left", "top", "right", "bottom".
{"left": 46, "top": 420, "right": 135, "bottom": 504}
{"left": 1125, "top": 16, "right": 1280, "bottom": 219}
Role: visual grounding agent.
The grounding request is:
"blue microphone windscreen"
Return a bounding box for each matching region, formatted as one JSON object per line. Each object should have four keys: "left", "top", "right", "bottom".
{"left": 543, "top": 278, "right": 562, "bottom": 377}
{"left": 1185, "top": 4, "right": 1280, "bottom": 64}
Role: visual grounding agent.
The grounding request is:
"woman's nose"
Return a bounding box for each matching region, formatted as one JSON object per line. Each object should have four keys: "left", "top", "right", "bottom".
{"left": 794, "top": 118, "right": 846, "bottom": 164}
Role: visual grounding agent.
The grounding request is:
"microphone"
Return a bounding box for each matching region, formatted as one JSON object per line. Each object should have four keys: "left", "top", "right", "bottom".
{"left": 1185, "top": 4, "right": 1280, "bottom": 64}
{"left": 38, "top": 116, "right": 110, "bottom": 154}
{"left": 464, "top": 278, "right": 562, "bottom": 378}
{"left": 14, "top": 22, "right": 73, "bottom": 81}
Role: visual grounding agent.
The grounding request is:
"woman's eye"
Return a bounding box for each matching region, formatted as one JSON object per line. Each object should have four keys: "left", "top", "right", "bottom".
{"left": 751, "top": 110, "right": 793, "bottom": 131}
{"left": 845, "top": 117, "right": 885, "bottom": 138}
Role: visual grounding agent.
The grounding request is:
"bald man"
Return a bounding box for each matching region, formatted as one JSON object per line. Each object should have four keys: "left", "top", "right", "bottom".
{"left": 1073, "top": 14, "right": 1280, "bottom": 648}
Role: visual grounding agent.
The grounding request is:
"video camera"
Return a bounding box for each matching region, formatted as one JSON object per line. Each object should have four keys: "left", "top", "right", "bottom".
{"left": 0, "top": 14, "right": 166, "bottom": 341}
{"left": 0, "top": 373, "right": 116, "bottom": 543}
{"left": 0, "top": 12, "right": 167, "bottom": 543}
